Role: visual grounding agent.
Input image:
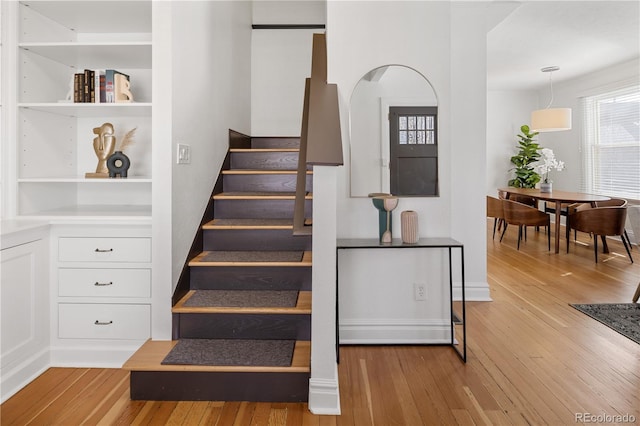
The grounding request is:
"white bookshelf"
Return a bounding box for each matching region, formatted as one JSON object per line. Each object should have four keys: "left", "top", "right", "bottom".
{"left": 15, "top": 0, "right": 152, "bottom": 220}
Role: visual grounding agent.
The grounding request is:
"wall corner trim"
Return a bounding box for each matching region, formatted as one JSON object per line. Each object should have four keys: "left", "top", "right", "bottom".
{"left": 308, "top": 370, "right": 341, "bottom": 415}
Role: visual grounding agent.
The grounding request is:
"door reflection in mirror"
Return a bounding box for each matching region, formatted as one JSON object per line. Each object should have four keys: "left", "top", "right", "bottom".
{"left": 349, "top": 65, "right": 438, "bottom": 197}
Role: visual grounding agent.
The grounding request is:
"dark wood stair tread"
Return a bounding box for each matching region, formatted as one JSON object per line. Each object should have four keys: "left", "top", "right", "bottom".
{"left": 222, "top": 169, "right": 312, "bottom": 175}
{"left": 173, "top": 290, "right": 311, "bottom": 314}
{"left": 203, "top": 218, "right": 312, "bottom": 229}
{"left": 123, "top": 339, "right": 310, "bottom": 373}
{"left": 213, "top": 192, "right": 312, "bottom": 200}
{"left": 230, "top": 148, "right": 299, "bottom": 152}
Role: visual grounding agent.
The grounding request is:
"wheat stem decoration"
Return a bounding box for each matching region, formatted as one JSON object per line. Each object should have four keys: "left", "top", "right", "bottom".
{"left": 118, "top": 127, "right": 137, "bottom": 152}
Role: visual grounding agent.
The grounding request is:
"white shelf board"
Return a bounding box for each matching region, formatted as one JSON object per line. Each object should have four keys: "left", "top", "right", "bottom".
{"left": 18, "top": 177, "right": 152, "bottom": 183}
{"left": 18, "top": 204, "right": 152, "bottom": 221}
{"left": 20, "top": 42, "right": 151, "bottom": 69}
{"left": 20, "top": 1, "right": 152, "bottom": 34}
{"left": 19, "top": 103, "right": 152, "bottom": 117}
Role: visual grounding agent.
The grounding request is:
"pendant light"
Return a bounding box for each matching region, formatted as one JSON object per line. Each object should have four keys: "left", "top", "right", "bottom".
{"left": 530, "top": 66, "right": 572, "bottom": 132}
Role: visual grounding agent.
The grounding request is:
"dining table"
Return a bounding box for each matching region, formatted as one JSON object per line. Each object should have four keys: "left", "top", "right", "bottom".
{"left": 498, "top": 187, "right": 611, "bottom": 253}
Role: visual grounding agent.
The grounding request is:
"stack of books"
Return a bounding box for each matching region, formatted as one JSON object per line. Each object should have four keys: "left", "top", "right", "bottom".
{"left": 73, "top": 69, "right": 130, "bottom": 103}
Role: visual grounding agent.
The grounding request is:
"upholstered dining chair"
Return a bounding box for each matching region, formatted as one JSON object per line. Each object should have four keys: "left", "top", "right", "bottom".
{"left": 568, "top": 206, "right": 633, "bottom": 263}
{"left": 487, "top": 195, "right": 505, "bottom": 240}
{"left": 501, "top": 199, "right": 550, "bottom": 251}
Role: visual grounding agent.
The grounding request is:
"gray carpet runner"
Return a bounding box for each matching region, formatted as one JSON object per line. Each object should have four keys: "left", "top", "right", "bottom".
{"left": 201, "top": 250, "right": 303, "bottom": 262}
{"left": 570, "top": 303, "right": 640, "bottom": 344}
{"left": 185, "top": 290, "right": 299, "bottom": 308}
{"left": 161, "top": 339, "right": 295, "bottom": 366}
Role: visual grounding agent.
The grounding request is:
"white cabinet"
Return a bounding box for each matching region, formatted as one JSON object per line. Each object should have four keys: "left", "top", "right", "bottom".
{"left": 50, "top": 224, "right": 152, "bottom": 367}
{"left": 1, "top": 221, "right": 50, "bottom": 403}
{"left": 14, "top": 0, "right": 152, "bottom": 219}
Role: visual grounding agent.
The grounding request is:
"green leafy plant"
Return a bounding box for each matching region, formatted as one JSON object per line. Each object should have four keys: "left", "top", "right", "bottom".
{"left": 508, "top": 124, "right": 541, "bottom": 188}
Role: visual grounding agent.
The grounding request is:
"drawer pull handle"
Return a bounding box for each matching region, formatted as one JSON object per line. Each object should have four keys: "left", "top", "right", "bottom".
{"left": 95, "top": 248, "right": 113, "bottom": 253}
{"left": 94, "top": 320, "right": 113, "bottom": 326}
{"left": 94, "top": 281, "right": 113, "bottom": 286}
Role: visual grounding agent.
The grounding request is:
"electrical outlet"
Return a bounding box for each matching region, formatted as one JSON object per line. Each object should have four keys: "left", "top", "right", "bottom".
{"left": 177, "top": 143, "right": 191, "bottom": 164}
{"left": 414, "top": 283, "right": 426, "bottom": 301}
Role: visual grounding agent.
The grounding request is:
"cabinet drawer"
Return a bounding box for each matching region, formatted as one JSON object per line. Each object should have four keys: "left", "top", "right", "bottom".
{"left": 58, "top": 238, "right": 151, "bottom": 263}
{"left": 59, "top": 269, "right": 151, "bottom": 298}
{"left": 58, "top": 304, "right": 150, "bottom": 340}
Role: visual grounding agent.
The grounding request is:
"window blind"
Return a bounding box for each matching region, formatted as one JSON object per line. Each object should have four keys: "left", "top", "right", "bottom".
{"left": 581, "top": 85, "right": 640, "bottom": 201}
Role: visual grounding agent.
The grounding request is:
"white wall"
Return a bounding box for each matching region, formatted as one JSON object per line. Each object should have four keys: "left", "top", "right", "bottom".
{"left": 153, "top": 1, "right": 252, "bottom": 339}
{"left": 251, "top": 0, "right": 325, "bottom": 136}
{"left": 251, "top": 29, "right": 316, "bottom": 136}
{"left": 486, "top": 90, "right": 537, "bottom": 194}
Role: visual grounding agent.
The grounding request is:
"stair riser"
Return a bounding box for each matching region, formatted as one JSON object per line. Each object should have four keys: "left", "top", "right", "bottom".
{"left": 190, "top": 266, "right": 311, "bottom": 291}
{"left": 251, "top": 137, "right": 301, "bottom": 149}
{"left": 203, "top": 229, "right": 312, "bottom": 251}
{"left": 175, "top": 313, "right": 311, "bottom": 340}
{"left": 230, "top": 152, "right": 299, "bottom": 170}
{"left": 130, "top": 371, "right": 309, "bottom": 401}
{"left": 214, "top": 199, "right": 312, "bottom": 219}
{"left": 223, "top": 174, "right": 312, "bottom": 193}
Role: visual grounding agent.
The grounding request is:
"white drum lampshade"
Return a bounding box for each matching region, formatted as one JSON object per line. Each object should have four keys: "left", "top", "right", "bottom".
{"left": 531, "top": 107, "right": 572, "bottom": 132}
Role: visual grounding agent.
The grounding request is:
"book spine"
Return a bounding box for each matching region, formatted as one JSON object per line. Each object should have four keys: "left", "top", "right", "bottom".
{"left": 74, "top": 73, "right": 85, "bottom": 103}
{"left": 99, "top": 71, "right": 106, "bottom": 103}
{"left": 105, "top": 69, "right": 115, "bottom": 103}
{"left": 83, "top": 69, "right": 91, "bottom": 102}
{"left": 89, "top": 70, "right": 96, "bottom": 103}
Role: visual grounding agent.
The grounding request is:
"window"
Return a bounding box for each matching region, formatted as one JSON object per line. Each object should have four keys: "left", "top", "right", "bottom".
{"left": 581, "top": 85, "right": 640, "bottom": 200}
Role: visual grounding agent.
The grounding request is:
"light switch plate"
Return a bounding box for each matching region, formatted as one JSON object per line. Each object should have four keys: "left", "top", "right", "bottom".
{"left": 177, "top": 143, "right": 191, "bottom": 164}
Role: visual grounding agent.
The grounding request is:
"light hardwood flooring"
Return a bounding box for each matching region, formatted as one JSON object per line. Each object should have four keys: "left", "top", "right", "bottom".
{"left": 2, "top": 221, "right": 639, "bottom": 425}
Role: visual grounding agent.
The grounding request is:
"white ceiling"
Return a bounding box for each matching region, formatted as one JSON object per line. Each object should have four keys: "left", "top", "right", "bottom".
{"left": 487, "top": 1, "right": 640, "bottom": 91}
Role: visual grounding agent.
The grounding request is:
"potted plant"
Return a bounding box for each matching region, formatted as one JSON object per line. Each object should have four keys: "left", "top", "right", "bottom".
{"left": 534, "top": 148, "right": 565, "bottom": 192}
{"left": 508, "top": 125, "right": 541, "bottom": 188}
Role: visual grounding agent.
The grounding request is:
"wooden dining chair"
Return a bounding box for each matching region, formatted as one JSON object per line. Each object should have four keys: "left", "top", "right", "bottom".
{"left": 633, "top": 282, "right": 640, "bottom": 303}
{"left": 593, "top": 198, "right": 633, "bottom": 249}
{"left": 501, "top": 199, "right": 550, "bottom": 250}
{"left": 487, "top": 196, "right": 505, "bottom": 240}
{"left": 568, "top": 206, "right": 633, "bottom": 263}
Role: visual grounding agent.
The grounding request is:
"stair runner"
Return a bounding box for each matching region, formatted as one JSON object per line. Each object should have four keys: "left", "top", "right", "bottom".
{"left": 124, "top": 136, "right": 312, "bottom": 401}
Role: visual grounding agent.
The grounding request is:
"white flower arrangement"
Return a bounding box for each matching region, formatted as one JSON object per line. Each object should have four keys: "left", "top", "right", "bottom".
{"left": 535, "top": 148, "right": 565, "bottom": 183}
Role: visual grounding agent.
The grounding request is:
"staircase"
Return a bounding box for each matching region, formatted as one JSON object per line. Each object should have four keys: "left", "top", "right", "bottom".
{"left": 124, "top": 135, "right": 313, "bottom": 402}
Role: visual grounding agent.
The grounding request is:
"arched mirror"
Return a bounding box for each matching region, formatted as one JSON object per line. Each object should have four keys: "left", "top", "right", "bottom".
{"left": 349, "top": 65, "right": 439, "bottom": 197}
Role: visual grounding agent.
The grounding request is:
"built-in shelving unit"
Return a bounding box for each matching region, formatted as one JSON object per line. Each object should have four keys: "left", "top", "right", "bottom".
{"left": 15, "top": 0, "right": 152, "bottom": 220}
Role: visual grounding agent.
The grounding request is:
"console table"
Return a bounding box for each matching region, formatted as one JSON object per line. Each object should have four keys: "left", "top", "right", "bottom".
{"left": 336, "top": 238, "right": 466, "bottom": 362}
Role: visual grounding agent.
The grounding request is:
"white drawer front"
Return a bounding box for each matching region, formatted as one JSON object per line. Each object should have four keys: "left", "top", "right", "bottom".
{"left": 58, "top": 304, "right": 150, "bottom": 340}
{"left": 59, "top": 269, "right": 151, "bottom": 298}
{"left": 59, "top": 238, "right": 151, "bottom": 263}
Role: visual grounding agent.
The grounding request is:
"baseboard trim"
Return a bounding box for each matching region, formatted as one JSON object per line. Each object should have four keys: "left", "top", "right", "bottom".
{"left": 50, "top": 343, "right": 144, "bottom": 368}
{"left": 454, "top": 280, "right": 492, "bottom": 301}
{"left": 339, "top": 319, "right": 451, "bottom": 344}
{"left": 308, "top": 364, "right": 341, "bottom": 415}
{"left": 0, "top": 348, "right": 49, "bottom": 403}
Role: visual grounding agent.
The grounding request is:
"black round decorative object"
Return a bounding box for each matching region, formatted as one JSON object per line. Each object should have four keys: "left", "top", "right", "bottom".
{"left": 107, "top": 151, "right": 131, "bottom": 178}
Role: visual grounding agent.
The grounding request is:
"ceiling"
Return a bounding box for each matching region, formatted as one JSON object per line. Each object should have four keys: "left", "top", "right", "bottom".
{"left": 487, "top": 1, "right": 640, "bottom": 91}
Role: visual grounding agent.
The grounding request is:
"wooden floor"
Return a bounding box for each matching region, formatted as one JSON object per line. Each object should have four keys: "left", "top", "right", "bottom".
{"left": 2, "top": 221, "right": 639, "bottom": 425}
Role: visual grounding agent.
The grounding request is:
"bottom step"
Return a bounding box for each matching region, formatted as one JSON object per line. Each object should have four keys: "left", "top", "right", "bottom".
{"left": 123, "top": 339, "right": 310, "bottom": 401}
